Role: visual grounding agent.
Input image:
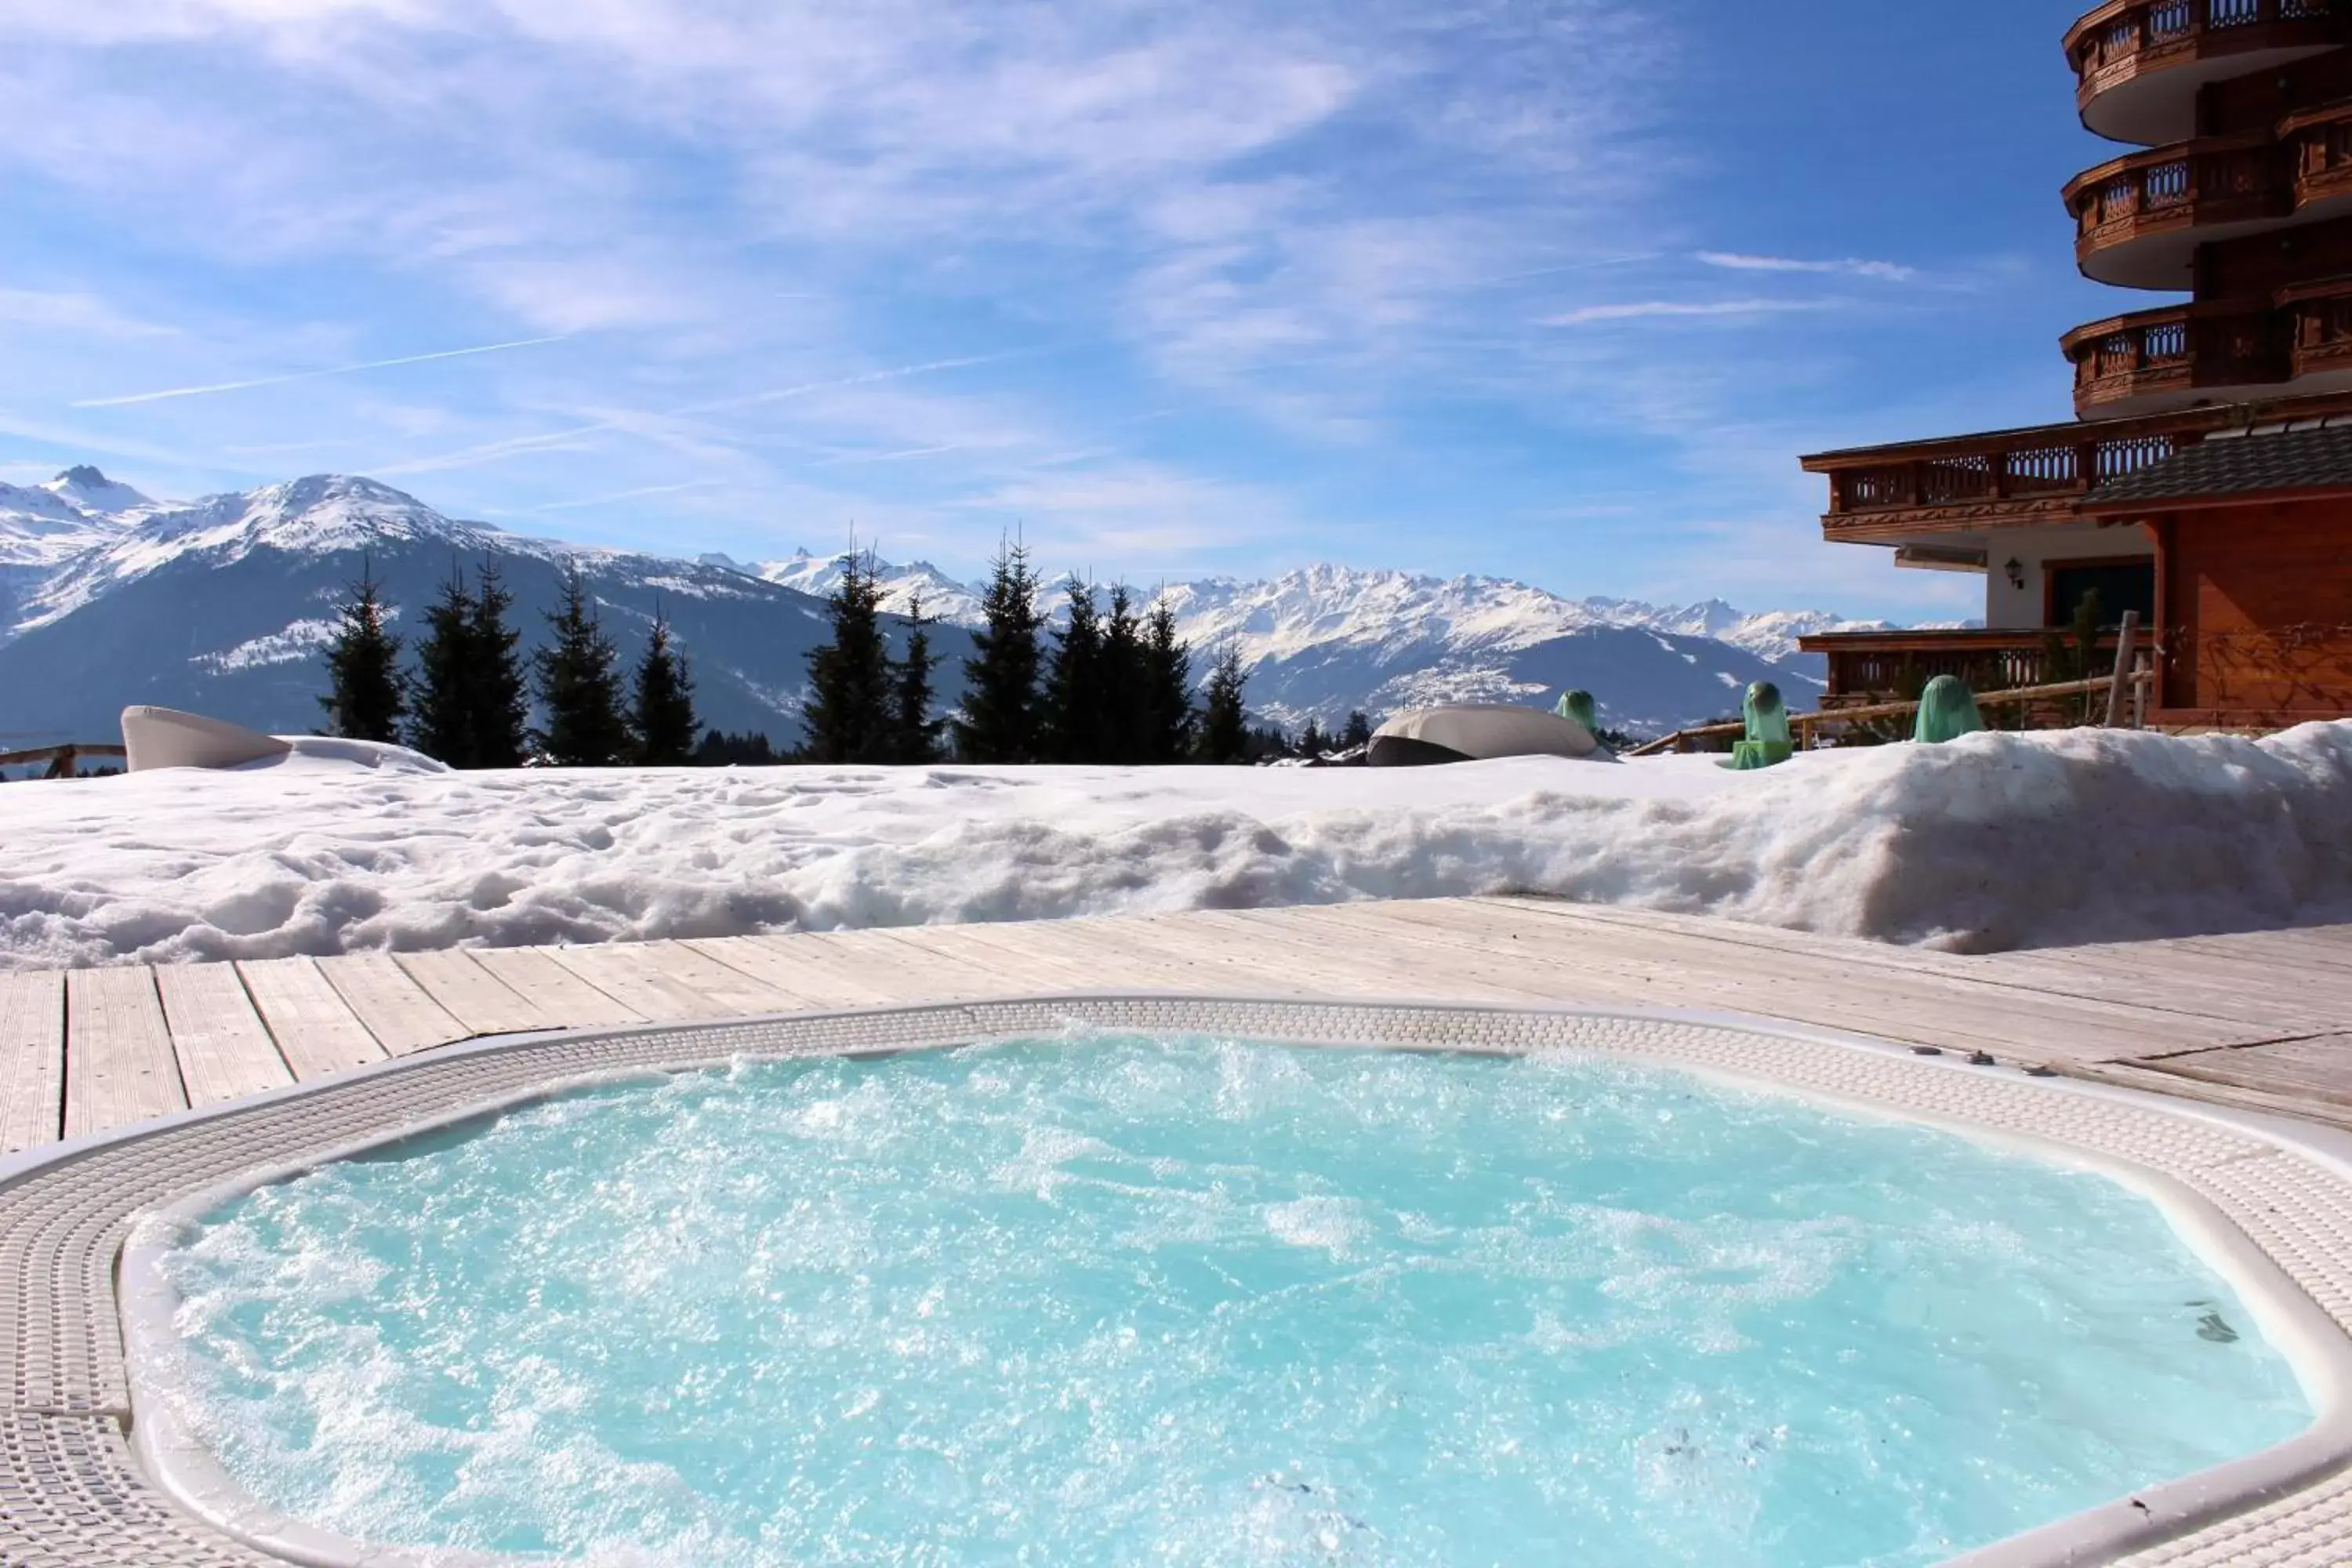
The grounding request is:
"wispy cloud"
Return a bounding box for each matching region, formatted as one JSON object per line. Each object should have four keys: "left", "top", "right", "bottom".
{"left": 70, "top": 335, "right": 569, "bottom": 408}
{"left": 1541, "top": 299, "right": 1833, "bottom": 326}
{"left": 1694, "top": 252, "right": 1916, "bottom": 281}
{"left": 522, "top": 479, "right": 726, "bottom": 513}
{"left": 0, "top": 287, "right": 178, "bottom": 339}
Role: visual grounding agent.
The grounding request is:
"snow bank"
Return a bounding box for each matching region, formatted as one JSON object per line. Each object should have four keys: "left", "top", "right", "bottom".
{"left": 3, "top": 724, "right": 2349, "bottom": 970}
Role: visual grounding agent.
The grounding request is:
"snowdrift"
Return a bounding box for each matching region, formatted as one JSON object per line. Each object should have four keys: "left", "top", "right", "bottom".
{"left": 2, "top": 723, "right": 2348, "bottom": 970}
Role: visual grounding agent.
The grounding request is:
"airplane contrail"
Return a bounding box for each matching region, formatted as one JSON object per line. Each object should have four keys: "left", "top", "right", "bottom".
{"left": 70, "top": 336, "right": 571, "bottom": 408}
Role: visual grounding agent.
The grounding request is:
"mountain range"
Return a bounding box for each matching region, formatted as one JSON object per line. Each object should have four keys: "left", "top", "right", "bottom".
{"left": 0, "top": 468, "right": 1894, "bottom": 747}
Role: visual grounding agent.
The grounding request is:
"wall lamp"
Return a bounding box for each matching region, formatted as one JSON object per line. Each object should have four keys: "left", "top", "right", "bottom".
{"left": 2003, "top": 557, "right": 2025, "bottom": 590}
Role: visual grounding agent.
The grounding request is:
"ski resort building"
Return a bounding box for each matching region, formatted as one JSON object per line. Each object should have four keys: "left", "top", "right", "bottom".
{"left": 1799, "top": 0, "right": 2352, "bottom": 728}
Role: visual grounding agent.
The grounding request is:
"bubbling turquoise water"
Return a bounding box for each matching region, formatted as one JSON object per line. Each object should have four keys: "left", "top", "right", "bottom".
{"left": 158, "top": 1035, "right": 2310, "bottom": 1566}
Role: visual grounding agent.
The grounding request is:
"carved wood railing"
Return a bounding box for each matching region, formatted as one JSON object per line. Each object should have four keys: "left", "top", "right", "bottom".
{"left": 1801, "top": 388, "right": 2352, "bottom": 532}
{"left": 2068, "top": 0, "right": 2343, "bottom": 107}
{"left": 2067, "top": 136, "right": 2286, "bottom": 252}
{"left": 1800, "top": 631, "right": 2126, "bottom": 703}
{"left": 2063, "top": 302, "right": 2294, "bottom": 413}
{"left": 2284, "top": 100, "right": 2352, "bottom": 204}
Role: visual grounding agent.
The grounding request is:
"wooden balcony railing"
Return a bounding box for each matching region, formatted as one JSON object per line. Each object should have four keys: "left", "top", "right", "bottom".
{"left": 1800, "top": 630, "right": 2126, "bottom": 705}
{"left": 2062, "top": 278, "right": 2352, "bottom": 413}
{"left": 2067, "top": 0, "right": 2344, "bottom": 136}
{"left": 2063, "top": 301, "right": 2293, "bottom": 412}
{"left": 2070, "top": 138, "right": 2286, "bottom": 278}
{"left": 2285, "top": 100, "right": 2352, "bottom": 205}
{"left": 2066, "top": 110, "right": 2352, "bottom": 281}
{"left": 2067, "top": 136, "right": 2287, "bottom": 256}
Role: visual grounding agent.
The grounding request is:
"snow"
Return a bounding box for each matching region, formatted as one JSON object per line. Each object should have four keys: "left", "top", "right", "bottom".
{"left": 5, "top": 724, "right": 2348, "bottom": 971}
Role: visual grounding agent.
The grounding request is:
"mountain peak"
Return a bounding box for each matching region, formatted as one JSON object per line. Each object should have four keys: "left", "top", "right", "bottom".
{"left": 40, "top": 465, "right": 154, "bottom": 517}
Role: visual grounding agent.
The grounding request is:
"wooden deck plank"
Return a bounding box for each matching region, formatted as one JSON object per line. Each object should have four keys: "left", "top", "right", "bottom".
{"left": 1123, "top": 908, "right": 1559, "bottom": 1005}
{"left": 884, "top": 923, "right": 1121, "bottom": 993}
{"left": 1476, "top": 895, "right": 2351, "bottom": 1034}
{"left": 62, "top": 967, "right": 183, "bottom": 1139}
{"left": 1969, "top": 945, "right": 2352, "bottom": 1033}
{"left": 469, "top": 947, "right": 646, "bottom": 1029}
{"left": 889, "top": 926, "right": 1214, "bottom": 1001}
{"left": 394, "top": 949, "right": 554, "bottom": 1036}
{"left": 235, "top": 957, "right": 389, "bottom": 1080}
{"left": 828, "top": 930, "right": 1034, "bottom": 1000}
{"left": 2169, "top": 927, "right": 2352, "bottom": 977}
{"left": 1317, "top": 899, "right": 2216, "bottom": 1060}
{"left": 544, "top": 942, "right": 795, "bottom": 1022}
{"left": 1022, "top": 910, "right": 1485, "bottom": 1000}
{"left": 318, "top": 953, "right": 470, "bottom": 1056}
{"left": 683, "top": 935, "right": 864, "bottom": 1007}
{"left": 2129, "top": 1035, "right": 2352, "bottom": 1107}
{"left": 154, "top": 964, "right": 292, "bottom": 1107}
{"left": 0, "top": 971, "right": 65, "bottom": 1153}
{"left": 941, "top": 916, "right": 1272, "bottom": 995}
{"left": 15, "top": 900, "right": 2352, "bottom": 1144}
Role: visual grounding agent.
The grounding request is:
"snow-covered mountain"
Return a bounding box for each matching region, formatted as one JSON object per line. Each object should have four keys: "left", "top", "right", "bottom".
{"left": 706, "top": 550, "right": 986, "bottom": 626}
{"left": 723, "top": 554, "right": 1880, "bottom": 735}
{"left": 0, "top": 466, "right": 154, "bottom": 627}
{"left": 0, "top": 471, "right": 966, "bottom": 742}
{"left": 0, "top": 466, "right": 1888, "bottom": 744}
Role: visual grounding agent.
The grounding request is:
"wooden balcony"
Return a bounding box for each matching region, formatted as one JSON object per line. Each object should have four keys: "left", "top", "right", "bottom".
{"left": 2063, "top": 302, "right": 2292, "bottom": 415}
{"left": 2063, "top": 281, "right": 2352, "bottom": 414}
{"left": 1799, "top": 387, "right": 2352, "bottom": 539}
{"left": 2067, "top": 136, "right": 2288, "bottom": 286}
{"left": 2067, "top": 0, "right": 2345, "bottom": 146}
{"left": 2067, "top": 110, "right": 2352, "bottom": 287}
{"left": 1802, "top": 630, "right": 2125, "bottom": 706}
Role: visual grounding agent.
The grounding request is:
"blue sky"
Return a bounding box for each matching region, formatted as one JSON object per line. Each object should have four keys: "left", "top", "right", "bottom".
{"left": 0, "top": 0, "right": 2131, "bottom": 618}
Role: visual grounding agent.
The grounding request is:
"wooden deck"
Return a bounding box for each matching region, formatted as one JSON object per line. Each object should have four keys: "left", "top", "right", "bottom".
{"left": 5, "top": 896, "right": 2350, "bottom": 1155}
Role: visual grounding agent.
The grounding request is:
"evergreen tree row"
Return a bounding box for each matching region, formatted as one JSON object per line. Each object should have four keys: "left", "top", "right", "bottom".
{"left": 316, "top": 558, "right": 702, "bottom": 768}
{"left": 949, "top": 540, "right": 1231, "bottom": 761}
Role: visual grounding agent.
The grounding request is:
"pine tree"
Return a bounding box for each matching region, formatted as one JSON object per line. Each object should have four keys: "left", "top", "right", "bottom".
{"left": 954, "top": 539, "right": 1045, "bottom": 763}
{"left": 1142, "top": 595, "right": 1195, "bottom": 763}
{"left": 1298, "top": 717, "right": 1328, "bottom": 758}
{"left": 1341, "top": 710, "right": 1374, "bottom": 750}
{"left": 802, "top": 550, "right": 893, "bottom": 764}
{"left": 407, "top": 565, "right": 477, "bottom": 766}
{"left": 318, "top": 560, "right": 405, "bottom": 742}
{"left": 468, "top": 562, "right": 531, "bottom": 768}
{"left": 1098, "top": 583, "right": 1146, "bottom": 763}
{"left": 631, "top": 606, "right": 700, "bottom": 765}
{"left": 532, "top": 560, "right": 633, "bottom": 765}
{"left": 888, "top": 590, "right": 946, "bottom": 764}
{"left": 1043, "top": 575, "right": 1107, "bottom": 763}
{"left": 1196, "top": 646, "right": 1250, "bottom": 764}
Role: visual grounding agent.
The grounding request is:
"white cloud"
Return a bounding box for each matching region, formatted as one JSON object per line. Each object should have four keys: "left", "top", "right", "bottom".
{"left": 1695, "top": 252, "right": 1917, "bottom": 281}
{"left": 1541, "top": 299, "right": 1835, "bottom": 326}
{"left": 0, "top": 287, "right": 178, "bottom": 339}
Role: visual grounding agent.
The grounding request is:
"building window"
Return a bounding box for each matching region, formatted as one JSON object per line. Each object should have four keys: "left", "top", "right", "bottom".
{"left": 2048, "top": 560, "right": 2154, "bottom": 628}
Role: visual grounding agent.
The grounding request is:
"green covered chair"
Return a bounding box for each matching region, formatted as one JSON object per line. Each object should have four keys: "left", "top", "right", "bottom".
{"left": 1726, "top": 681, "right": 1795, "bottom": 770}
{"left": 1914, "top": 674, "right": 1985, "bottom": 743}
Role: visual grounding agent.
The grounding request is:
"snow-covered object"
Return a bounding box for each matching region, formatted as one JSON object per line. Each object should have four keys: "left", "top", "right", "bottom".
{"left": 4, "top": 723, "right": 2348, "bottom": 970}
{"left": 121, "top": 706, "right": 292, "bottom": 771}
{"left": 251, "top": 735, "right": 450, "bottom": 775}
{"left": 1368, "top": 704, "right": 1602, "bottom": 766}
{"left": 121, "top": 705, "right": 451, "bottom": 775}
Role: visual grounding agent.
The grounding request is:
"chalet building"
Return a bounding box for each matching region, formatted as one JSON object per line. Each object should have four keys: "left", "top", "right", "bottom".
{"left": 1799, "top": 0, "right": 2352, "bottom": 728}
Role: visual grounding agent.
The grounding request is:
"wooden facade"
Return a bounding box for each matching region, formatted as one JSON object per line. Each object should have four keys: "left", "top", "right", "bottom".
{"left": 1797, "top": 4, "right": 2352, "bottom": 729}
{"left": 2117, "top": 494, "right": 2352, "bottom": 717}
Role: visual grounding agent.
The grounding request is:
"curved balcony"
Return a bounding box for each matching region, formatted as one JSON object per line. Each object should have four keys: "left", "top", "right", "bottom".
{"left": 2067, "top": 136, "right": 2289, "bottom": 285}
{"left": 2062, "top": 284, "right": 2352, "bottom": 412}
{"left": 2066, "top": 0, "right": 2343, "bottom": 146}
{"left": 2067, "top": 107, "right": 2352, "bottom": 286}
